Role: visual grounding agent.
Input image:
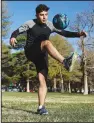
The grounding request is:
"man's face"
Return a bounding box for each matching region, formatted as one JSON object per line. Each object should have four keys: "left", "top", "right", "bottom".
{"left": 36, "top": 11, "right": 48, "bottom": 24}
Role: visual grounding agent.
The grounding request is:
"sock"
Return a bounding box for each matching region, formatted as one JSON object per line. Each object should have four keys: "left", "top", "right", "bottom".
{"left": 38, "top": 105, "right": 43, "bottom": 109}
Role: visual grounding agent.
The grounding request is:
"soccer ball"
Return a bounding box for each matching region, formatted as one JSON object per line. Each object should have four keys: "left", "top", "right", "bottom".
{"left": 52, "top": 13, "right": 70, "bottom": 30}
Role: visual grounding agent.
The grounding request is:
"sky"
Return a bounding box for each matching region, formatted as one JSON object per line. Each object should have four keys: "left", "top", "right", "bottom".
{"left": 4, "top": 1, "right": 92, "bottom": 52}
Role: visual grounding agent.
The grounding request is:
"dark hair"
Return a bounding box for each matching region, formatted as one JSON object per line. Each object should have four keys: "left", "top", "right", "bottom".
{"left": 36, "top": 4, "right": 50, "bottom": 14}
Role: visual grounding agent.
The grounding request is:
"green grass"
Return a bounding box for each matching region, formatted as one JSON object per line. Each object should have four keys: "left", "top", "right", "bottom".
{"left": 2, "top": 92, "right": 94, "bottom": 122}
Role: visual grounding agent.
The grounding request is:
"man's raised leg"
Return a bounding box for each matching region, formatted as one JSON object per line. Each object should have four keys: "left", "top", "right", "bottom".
{"left": 41, "top": 40, "right": 77, "bottom": 71}
{"left": 41, "top": 40, "right": 64, "bottom": 63}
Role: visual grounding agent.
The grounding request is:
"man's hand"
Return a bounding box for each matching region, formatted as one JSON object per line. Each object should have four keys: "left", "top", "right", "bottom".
{"left": 78, "top": 31, "right": 87, "bottom": 37}
{"left": 10, "top": 38, "right": 17, "bottom": 47}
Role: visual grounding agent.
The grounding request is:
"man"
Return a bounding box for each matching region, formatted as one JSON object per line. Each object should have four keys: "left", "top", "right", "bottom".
{"left": 10, "top": 4, "right": 86, "bottom": 115}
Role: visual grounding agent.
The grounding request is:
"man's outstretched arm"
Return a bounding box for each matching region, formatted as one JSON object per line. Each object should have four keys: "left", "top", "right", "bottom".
{"left": 55, "top": 29, "right": 86, "bottom": 38}
{"left": 54, "top": 28, "right": 86, "bottom": 38}
{"left": 47, "top": 21, "right": 87, "bottom": 38}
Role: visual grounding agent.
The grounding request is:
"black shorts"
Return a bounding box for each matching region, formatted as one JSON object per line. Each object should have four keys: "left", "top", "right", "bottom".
{"left": 24, "top": 40, "right": 48, "bottom": 79}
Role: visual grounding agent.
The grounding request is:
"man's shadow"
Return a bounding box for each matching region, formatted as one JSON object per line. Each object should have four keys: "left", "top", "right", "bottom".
{"left": 2, "top": 105, "right": 38, "bottom": 114}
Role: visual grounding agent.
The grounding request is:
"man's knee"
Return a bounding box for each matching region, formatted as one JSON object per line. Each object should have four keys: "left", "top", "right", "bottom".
{"left": 38, "top": 72, "right": 47, "bottom": 87}
{"left": 44, "top": 40, "right": 51, "bottom": 46}
{"left": 41, "top": 40, "right": 51, "bottom": 50}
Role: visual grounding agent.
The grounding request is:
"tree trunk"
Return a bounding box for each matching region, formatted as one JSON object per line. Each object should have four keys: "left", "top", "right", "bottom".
{"left": 53, "top": 78, "right": 56, "bottom": 92}
{"left": 68, "top": 81, "right": 71, "bottom": 93}
{"left": 81, "top": 36, "right": 88, "bottom": 95}
{"left": 61, "top": 78, "right": 64, "bottom": 93}
{"left": 27, "top": 79, "right": 30, "bottom": 92}
{"left": 83, "top": 66, "right": 88, "bottom": 95}
{"left": 59, "top": 66, "right": 64, "bottom": 93}
{"left": 27, "top": 64, "right": 30, "bottom": 92}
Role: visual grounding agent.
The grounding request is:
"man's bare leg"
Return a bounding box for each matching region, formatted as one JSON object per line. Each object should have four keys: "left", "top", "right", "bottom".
{"left": 38, "top": 72, "right": 47, "bottom": 107}
{"left": 38, "top": 40, "right": 64, "bottom": 108}
{"left": 41, "top": 40, "right": 64, "bottom": 63}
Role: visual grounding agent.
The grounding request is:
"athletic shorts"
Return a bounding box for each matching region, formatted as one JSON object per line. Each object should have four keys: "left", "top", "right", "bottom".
{"left": 24, "top": 40, "right": 48, "bottom": 79}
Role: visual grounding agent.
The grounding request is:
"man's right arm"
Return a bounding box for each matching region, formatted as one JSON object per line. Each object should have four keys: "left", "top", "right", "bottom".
{"left": 10, "top": 20, "right": 35, "bottom": 46}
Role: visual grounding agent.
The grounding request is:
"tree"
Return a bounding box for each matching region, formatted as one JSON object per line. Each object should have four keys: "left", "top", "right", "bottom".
{"left": 86, "top": 50, "right": 94, "bottom": 93}
{"left": 48, "top": 34, "right": 74, "bottom": 92}
{"left": 70, "top": 8, "right": 94, "bottom": 95}
{"left": 2, "top": 1, "right": 12, "bottom": 85}
{"left": 22, "top": 61, "right": 36, "bottom": 92}
{"left": 62, "top": 60, "right": 83, "bottom": 93}
{"left": 8, "top": 51, "right": 37, "bottom": 92}
{"left": 2, "top": 43, "right": 11, "bottom": 85}
{"left": 2, "top": 1, "right": 11, "bottom": 38}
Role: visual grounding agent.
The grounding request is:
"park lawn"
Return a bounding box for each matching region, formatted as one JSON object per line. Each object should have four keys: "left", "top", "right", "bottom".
{"left": 2, "top": 92, "right": 94, "bottom": 122}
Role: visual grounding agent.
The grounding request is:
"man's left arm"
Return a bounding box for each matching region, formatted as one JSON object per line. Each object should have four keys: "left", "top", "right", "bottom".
{"left": 47, "top": 21, "right": 86, "bottom": 38}
{"left": 54, "top": 28, "right": 86, "bottom": 38}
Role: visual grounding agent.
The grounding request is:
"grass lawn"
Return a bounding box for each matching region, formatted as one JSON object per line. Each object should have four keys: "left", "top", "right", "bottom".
{"left": 2, "top": 92, "right": 94, "bottom": 122}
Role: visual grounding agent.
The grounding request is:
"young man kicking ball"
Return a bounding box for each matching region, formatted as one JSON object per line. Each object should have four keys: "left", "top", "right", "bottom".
{"left": 10, "top": 4, "right": 86, "bottom": 115}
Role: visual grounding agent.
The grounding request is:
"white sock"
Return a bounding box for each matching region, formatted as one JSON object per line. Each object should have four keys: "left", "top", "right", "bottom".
{"left": 38, "top": 105, "right": 43, "bottom": 109}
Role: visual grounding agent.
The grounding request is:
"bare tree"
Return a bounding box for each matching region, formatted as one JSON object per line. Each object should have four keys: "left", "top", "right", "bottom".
{"left": 70, "top": 8, "right": 94, "bottom": 95}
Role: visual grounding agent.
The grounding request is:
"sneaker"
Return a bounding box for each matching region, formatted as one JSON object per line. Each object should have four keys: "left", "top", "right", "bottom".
{"left": 37, "top": 106, "right": 48, "bottom": 115}
{"left": 63, "top": 52, "right": 77, "bottom": 72}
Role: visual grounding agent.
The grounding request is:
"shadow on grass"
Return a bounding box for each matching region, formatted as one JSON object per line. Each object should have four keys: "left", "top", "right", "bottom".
{"left": 2, "top": 105, "right": 38, "bottom": 114}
